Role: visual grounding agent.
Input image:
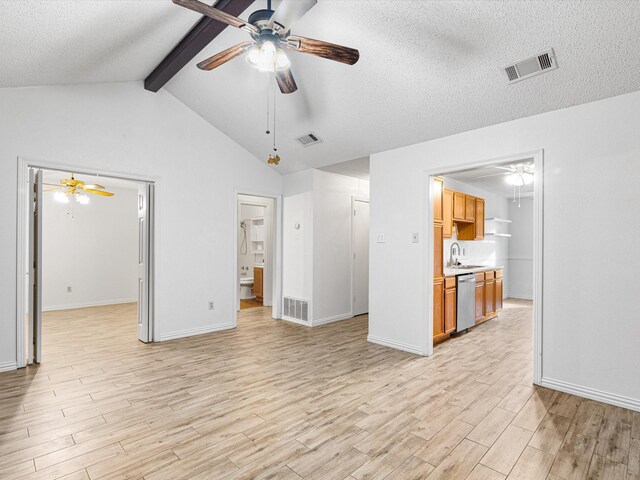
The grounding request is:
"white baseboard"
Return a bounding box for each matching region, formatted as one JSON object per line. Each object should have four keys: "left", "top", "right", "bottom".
{"left": 159, "top": 322, "right": 234, "bottom": 342}
{"left": 507, "top": 294, "right": 534, "bottom": 301}
{"left": 281, "top": 316, "right": 311, "bottom": 327}
{"left": 367, "top": 335, "right": 424, "bottom": 356}
{"left": 43, "top": 298, "right": 137, "bottom": 312}
{"left": 541, "top": 377, "right": 640, "bottom": 413}
{"left": 313, "top": 313, "right": 353, "bottom": 327}
{"left": 0, "top": 361, "right": 17, "bottom": 373}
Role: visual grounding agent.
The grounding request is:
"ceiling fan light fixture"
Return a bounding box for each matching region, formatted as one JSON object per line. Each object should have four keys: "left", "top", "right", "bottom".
{"left": 506, "top": 172, "right": 524, "bottom": 186}
{"left": 246, "top": 40, "right": 290, "bottom": 72}
{"left": 54, "top": 191, "right": 70, "bottom": 204}
{"left": 76, "top": 194, "right": 90, "bottom": 205}
{"left": 522, "top": 172, "right": 534, "bottom": 184}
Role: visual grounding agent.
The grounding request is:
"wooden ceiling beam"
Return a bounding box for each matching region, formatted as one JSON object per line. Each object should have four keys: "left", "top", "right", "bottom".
{"left": 144, "top": 0, "right": 255, "bottom": 92}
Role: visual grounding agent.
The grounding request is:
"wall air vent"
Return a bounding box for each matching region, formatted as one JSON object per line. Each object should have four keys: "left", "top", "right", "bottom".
{"left": 504, "top": 49, "right": 557, "bottom": 84}
{"left": 283, "top": 297, "right": 309, "bottom": 322}
{"left": 295, "top": 133, "right": 322, "bottom": 147}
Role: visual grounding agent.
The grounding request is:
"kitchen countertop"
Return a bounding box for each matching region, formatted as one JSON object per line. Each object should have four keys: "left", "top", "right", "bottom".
{"left": 444, "top": 265, "right": 503, "bottom": 277}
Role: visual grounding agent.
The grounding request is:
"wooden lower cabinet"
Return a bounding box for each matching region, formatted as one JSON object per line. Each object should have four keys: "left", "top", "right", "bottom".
{"left": 253, "top": 267, "right": 263, "bottom": 300}
{"left": 444, "top": 277, "right": 456, "bottom": 334}
{"left": 485, "top": 275, "right": 495, "bottom": 318}
{"left": 475, "top": 274, "right": 485, "bottom": 324}
{"left": 495, "top": 277, "right": 503, "bottom": 311}
{"left": 433, "top": 278, "right": 445, "bottom": 340}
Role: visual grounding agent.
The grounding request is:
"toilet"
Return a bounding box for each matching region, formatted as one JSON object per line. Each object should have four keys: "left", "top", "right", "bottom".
{"left": 239, "top": 277, "right": 255, "bottom": 300}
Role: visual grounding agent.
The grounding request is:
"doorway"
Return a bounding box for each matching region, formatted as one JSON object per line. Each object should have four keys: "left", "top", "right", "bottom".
{"left": 236, "top": 193, "right": 277, "bottom": 316}
{"left": 16, "top": 160, "right": 155, "bottom": 367}
{"left": 426, "top": 151, "right": 543, "bottom": 383}
{"left": 352, "top": 197, "right": 370, "bottom": 316}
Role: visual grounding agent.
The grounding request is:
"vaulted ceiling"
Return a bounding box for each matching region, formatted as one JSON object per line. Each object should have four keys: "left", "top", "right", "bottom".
{"left": 2, "top": 1, "right": 640, "bottom": 174}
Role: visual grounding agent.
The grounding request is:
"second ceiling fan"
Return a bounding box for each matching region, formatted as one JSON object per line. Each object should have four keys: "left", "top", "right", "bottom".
{"left": 173, "top": 0, "right": 360, "bottom": 94}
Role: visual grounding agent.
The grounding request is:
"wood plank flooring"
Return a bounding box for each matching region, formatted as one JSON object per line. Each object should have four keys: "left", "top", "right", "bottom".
{"left": 0, "top": 300, "right": 638, "bottom": 479}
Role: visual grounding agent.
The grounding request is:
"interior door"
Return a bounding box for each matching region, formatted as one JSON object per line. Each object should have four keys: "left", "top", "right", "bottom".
{"left": 28, "top": 168, "right": 43, "bottom": 364}
{"left": 137, "top": 183, "right": 153, "bottom": 342}
{"left": 352, "top": 199, "right": 370, "bottom": 316}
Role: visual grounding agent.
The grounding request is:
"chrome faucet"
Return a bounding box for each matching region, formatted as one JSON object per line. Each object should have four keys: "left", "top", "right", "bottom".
{"left": 449, "top": 242, "right": 462, "bottom": 267}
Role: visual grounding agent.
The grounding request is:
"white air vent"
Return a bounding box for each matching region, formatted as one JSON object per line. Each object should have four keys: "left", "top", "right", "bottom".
{"left": 283, "top": 297, "right": 309, "bottom": 322}
{"left": 504, "top": 49, "right": 557, "bottom": 84}
{"left": 295, "top": 133, "right": 322, "bottom": 147}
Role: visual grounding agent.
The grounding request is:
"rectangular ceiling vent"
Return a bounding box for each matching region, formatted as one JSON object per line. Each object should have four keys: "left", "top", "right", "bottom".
{"left": 504, "top": 49, "right": 557, "bottom": 84}
{"left": 295, "top": 133, "right": 322, "bottom": 147}
{"left": 283, "top": 297, "right": 309, "bottom": 322}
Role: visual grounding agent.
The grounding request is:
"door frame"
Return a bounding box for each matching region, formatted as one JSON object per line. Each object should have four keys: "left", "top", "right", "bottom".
{"left": 233, "top": 189, "right": 283, "bottom": 325}
{"left": 423, "top": 149, "right": 544, "bottom": 385}
{"left": 15, "top": 156, "right": 158, "bottom": 368}
{"left": 351, "top": 196, "right": 370, "bottom": 317}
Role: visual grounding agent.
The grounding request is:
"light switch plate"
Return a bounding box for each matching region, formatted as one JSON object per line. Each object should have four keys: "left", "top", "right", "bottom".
{"left": 376, "top": 233, "right": 385, "bottom": 243}
{"left": 412, "top": 233, "right": 419, "bottom": 243}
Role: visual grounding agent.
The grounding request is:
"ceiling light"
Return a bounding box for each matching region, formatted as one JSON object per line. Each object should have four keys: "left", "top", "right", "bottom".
{"left": 506, "top": 173, "right": 524, "bottom": 186}
{"left": 522, "top": 172, "right": 534, "bottom": 184}
{"left": 54, "top": 191, "right": 69, "bottom": 204}
{"left": 75, "top": 194, "right": 90, "bottom": 205}
{"left": 246, "top": 41, "right": 290, "bottom": 72}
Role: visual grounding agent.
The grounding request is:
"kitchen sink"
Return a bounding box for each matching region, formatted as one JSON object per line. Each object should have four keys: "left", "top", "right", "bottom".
{"left": 451, "top": 265, "right": 485, "bottom": 270}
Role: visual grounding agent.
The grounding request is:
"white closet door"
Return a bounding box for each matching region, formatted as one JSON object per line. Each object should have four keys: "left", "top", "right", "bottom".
{"left": 137, "top": 183, "right": 153, "bottom": 342}
{"left": 352, "top": 199, "right": 370, "bottom": 316}
{"left": 28, "top": 168, "right": 43, "bottom": 364}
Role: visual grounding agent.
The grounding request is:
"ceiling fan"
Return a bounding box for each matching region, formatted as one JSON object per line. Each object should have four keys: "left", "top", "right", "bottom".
{"left": 479, "top": 164, "right": 534, "bottom": 186}
{"left": 44, "top": 173, "right": 114, "bottom": 204}
{"left": 172, "top": 0, "right": 360, "bottom": 94}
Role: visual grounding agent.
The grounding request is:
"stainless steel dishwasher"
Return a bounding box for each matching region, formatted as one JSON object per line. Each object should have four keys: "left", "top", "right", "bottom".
{"left": 456, "top": 274, "right": 476, "bottom": 332}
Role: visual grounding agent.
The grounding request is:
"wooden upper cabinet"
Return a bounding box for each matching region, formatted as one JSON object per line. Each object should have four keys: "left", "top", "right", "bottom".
{"left": 443, "top": 189, "right": 453, "bottom": 238}
{"left": 453, "top": 192, "right": 466, "bottom": 221}
{"left": 433, "top": 177, "right": 444, "bottom": 224}
{"left": 465, "top": 195, "right": 475, "bottom": 222}
{"left": 474, "top": 199, "right": 485, "bottom": 240}
{"left": 434, "top": 223, "right": 444, "bottom": 278}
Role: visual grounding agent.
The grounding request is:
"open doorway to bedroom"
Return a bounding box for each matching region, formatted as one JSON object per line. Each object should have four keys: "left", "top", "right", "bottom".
{"left": 17, "top": 161, "right": 155, "bottom": 368}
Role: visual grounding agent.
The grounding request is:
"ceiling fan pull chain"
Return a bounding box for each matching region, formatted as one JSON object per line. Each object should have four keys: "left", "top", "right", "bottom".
{"left": 266, "top": 74, "right": 271, "bottom": 134}
{"left": 273, "top": 76, "right": 277, "bottom": 152}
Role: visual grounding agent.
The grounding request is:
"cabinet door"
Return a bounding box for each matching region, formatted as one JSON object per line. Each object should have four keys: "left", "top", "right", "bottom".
{"left": 485, "top": 279, "right": 495, "bottom": 316}
{"left": 475, "top": 282, "right": 484, "bottom": 322}
{"left": 443, "top": 189, "right": 453, "bottom": 238}
{"left": 465, "top": 195, "right": 475, "bottom": 222}
{"left": 433, "top": 177, "right": 444, "bottom": 224}
{"left": 495, "top": 277, "right": 503, "bottom": 311}
{"left": 444, "top": 287, "right": 456, "bottom": 333}
{"left": 433, "top": 279, "right": 444, "bottom": 338}
{"left": 475, "top": 199, "right": 485, "bottom": 240}
{"left": 434, "top": 223, "right": 444, "bottom": 278}
{"left": 253, "top": 268, "right": 263, "bottom": 298}
{"left": 453, "top": 192, "right": 466, "bottom": 221}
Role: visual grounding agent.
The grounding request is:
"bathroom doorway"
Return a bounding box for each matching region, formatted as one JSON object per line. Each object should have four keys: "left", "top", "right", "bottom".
{"left": 237, "top": 194, "right": 275, "bottom": 312}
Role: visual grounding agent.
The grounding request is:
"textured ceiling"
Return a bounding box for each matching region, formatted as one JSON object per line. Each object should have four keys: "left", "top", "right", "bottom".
{"left": 2, "top": 1, "right": 640, "bottom": 175}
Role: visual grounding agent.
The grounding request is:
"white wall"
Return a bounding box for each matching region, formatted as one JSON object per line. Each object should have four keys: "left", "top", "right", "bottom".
{"left": 282, "top": 169, "right": 369, "bottom": 325}
{"left": 508, "top": 197, "right": 534, "bottom": 300}
{"left": 43, "top": 184, "right": 138, "bottom": 310}
{"left": 0, "top": 81, "right": 282, "bottom": 370}
{"left": 370, "top": 90, "right": 640, "bottom": 410}
{"left": 313, "top": 170, "right": 369, "bottom": 324}
{"left": 441, "top": 177, "right": 510, "bottom": 295}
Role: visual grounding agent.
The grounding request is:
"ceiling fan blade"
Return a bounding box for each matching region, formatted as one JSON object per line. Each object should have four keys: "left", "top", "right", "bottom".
{"left": 83, "top": 188, "right": 114, "bottom": 197}
{"left": 286, "top": 35, "right": 359, "bottom": 65}
{"left": 275, "top": 68, "right": 298, "bottom": 94}
{"left": 476, "top": 172, "right": 510, "bottom": 179}
{"left": 269, "top": 0, "right": 317, "bottom": 34}
{"left": 83, "top": 184, "right": 105, "bottom": 190}
{"left": 172, "top": 0, "right": 258, "bottom": 34}
{"left": 43, "top": 188, "right": 63, "bottom": 192}
{"left": 43, "top": 182, "right": 64, "bottom": 187}
{"left": 197, "top": 41, "right": 254, "bottom": 70}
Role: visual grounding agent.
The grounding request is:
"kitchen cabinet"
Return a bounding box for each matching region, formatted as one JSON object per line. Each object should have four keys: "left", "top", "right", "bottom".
{"left": 484, "top": 271, "right": 495, "bottom": 317}
{"left": 495, "top": 269, "right": 503, "bottom": 311}
{"left": 443, "top": 189, "right": 453, "bottom": 238}
{"left": 433, "top": 278, "right": 445, "bottom": 340}
{"left": 475, "top": 273, "right": 485, "bottom": 323}
{"left": 453, "top": 192, "right": 466, "bottom": 222}
{"left": 253, "top": 267, "right": 263, "bottom": 300}
{"left": 465, "top": 195, "right": 475, "bottom": 222}
{"left": 444, "top": 277, "right": 456, "bottom": 334}
{"left": 434, "top": 224, "right": 443, "bottom": 278}
{"left": 474, "top": 199, "right": 485, "bottom": 240}
{"left": 433, "top": 177, "right": 444, "bottom": 224}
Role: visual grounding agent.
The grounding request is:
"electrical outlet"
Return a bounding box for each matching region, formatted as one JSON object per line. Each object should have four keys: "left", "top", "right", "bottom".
{"left": 412, "top": 232, "right": 419, "bottom": 243}
{"left": 376, "top": 233, "right": 385, "bottom": 243}
{"left": 208, "top": 301, "right": 215, "bottom": 311}
{"left": 67, "top": 286, "right": 72, "bottom": 293}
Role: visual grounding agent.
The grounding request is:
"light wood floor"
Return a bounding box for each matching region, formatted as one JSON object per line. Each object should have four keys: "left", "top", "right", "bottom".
{"left": 240, "top": 298, "right": 265, "bottom": 310}
{"left": 0, "top": 300, "right": 638, "bottom": 479}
